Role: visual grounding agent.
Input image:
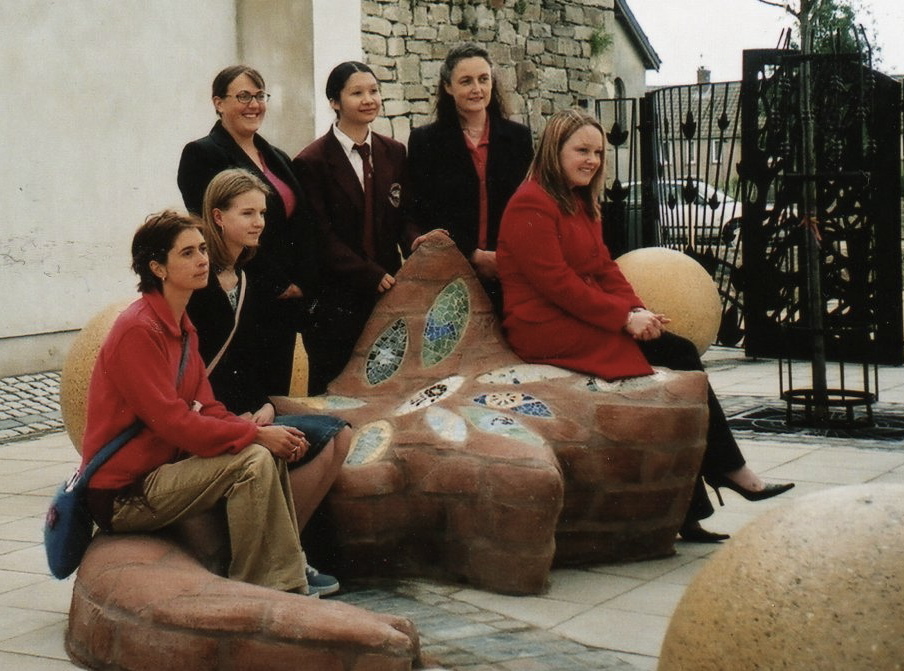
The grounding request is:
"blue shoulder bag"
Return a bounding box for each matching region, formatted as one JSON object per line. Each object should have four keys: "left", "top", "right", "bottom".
{"left": 44, "top": 332, "right": 190, "bottom": 579}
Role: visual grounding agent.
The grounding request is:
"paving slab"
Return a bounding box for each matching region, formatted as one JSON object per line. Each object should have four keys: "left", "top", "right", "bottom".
{"left": 2, "top": 353, "right": 904, "bottom": 670}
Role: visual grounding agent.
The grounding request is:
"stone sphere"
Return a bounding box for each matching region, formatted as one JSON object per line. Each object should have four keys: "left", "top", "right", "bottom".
{"left": 60, "top": 300, "right": 133, "bottom": 454}
{"left": 60, "top": 300, "right": 312, "bottom": 453}
{"left": 658, "top": 484, "right": 904, "bottom": 670}
{"left": 615, "top": 248, "right": 721, "bottom": 355}
{"left": 289, "top": 333, "right": 309, "bottom": 397}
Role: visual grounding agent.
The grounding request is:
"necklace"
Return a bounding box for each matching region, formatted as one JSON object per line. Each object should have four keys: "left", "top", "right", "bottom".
{"left": 462, "top": 126, "right": 483, "bottom": 139}
{"left": 218, "top": 267, "right": 238, "bottom": 291}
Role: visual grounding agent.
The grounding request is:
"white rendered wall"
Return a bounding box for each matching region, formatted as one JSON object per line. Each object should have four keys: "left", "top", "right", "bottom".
{"left": 310, "top": 0, "right": 363, "bottom": 138}
{"left": 0, "top": 0, "right": 358, "bottom": 376}
{"left": 0, "top": 1, "right": 236, "bottom": 374}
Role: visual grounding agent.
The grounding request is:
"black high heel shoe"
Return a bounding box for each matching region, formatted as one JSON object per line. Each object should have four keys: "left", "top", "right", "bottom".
{"left": 678, "top": 521, "right": 729, "bottom": 543}
{"left": 705, "top": 474, "right": 795, "bottom": 506}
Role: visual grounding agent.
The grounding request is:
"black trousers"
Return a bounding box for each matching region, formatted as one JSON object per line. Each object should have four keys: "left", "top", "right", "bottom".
{"left": 637, "top": 332, "right": 745, "bottom": 522}
{"left": 304, "top": 286, "right": 376, "bottom": 397}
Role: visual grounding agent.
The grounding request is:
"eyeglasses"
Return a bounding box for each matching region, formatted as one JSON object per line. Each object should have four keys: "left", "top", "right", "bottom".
{"left": 224, "top": 91, "right": 270, "bottom": 104}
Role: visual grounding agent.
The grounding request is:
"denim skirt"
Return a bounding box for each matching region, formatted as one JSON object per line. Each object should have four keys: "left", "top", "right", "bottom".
{"left": 273, "top": 415, "right": 349, "bottom": 468}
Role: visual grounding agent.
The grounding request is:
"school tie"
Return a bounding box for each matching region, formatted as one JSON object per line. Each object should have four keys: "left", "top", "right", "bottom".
{"left": 353, "top": 143, "right": 376, "bottom": 260}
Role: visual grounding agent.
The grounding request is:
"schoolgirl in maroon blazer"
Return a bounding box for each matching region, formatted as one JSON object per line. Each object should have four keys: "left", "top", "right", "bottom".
{"left": 293, "top": 61, "right": 422, "bottom": 394}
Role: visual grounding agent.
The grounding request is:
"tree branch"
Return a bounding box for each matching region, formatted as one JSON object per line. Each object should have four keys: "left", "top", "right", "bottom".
{"left": 755, "top": 0, "right": 800, "bottom": 18}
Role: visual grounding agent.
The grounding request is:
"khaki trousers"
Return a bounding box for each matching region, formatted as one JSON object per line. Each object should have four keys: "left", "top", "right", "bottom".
{"left": 111, "top": 444, "right": 307, "bottom": 593}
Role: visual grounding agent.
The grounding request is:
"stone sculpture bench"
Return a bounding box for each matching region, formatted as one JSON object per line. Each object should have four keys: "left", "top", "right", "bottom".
{"left": 273, "top": 232, "right": 709, "bottom": 594}
{"left": 67, "top": 533, "right": 420, "bottom": 671}
{"left": 59, "top": 232, "right": 708, "bottom": 669}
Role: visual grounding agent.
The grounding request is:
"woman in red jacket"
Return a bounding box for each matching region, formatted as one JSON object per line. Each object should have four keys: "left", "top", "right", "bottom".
{"left": 497, "top": 110, "right": 793, "bottom": 542}
{"left": 82, "top": 211, "right": 314, "bottom": 593}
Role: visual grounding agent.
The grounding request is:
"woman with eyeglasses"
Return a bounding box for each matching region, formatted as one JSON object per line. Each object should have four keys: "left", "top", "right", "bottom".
{"left": 407, "top": 42, "right": 533, "bottom": 315}
{"left": 178, "top": 65, "right": 320, "bottom": 397}
{"left": 291, "top": 61, "right": 424, "bottom": 395}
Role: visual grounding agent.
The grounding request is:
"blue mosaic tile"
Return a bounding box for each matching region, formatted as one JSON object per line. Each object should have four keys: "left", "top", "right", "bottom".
{"left": 459, "top": 407, "right": 545, "bottom": 447}
{"left": 473, "top": 392, "right": 553, "bottom": 418}
{"left": 425, "top": 406, "right": 468, "bottom": 442}
{"left": 422, "top": 280, "right": 469, "bottom": 367}
{"left": 513, "top": 400, "right": 553, "bottom": 418}
{"left": 346, "top": 420, "right": 393, "bottom": 466}
{"left": 366, "top": 318, "right": 408, "bottom": 385}
{"left": 302, "top": 396, "right": 367, "bottom": 410}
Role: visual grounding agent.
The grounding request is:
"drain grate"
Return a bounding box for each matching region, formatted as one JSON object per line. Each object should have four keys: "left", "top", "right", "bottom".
{"left": 727, "top": 403, "right": 904, "bottom": 442}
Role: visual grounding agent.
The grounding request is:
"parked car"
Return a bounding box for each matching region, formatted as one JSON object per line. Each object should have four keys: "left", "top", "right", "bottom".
{"left": 620, "top": 179, "right": 742, "bottom": 247}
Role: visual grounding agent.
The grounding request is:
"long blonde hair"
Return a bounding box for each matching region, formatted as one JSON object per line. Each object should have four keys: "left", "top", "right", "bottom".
{"left": 527, "top": 109, "right": 606, "bottom": 219}
{"left": 200, "top": 168, "right": 271, "bottom": 272}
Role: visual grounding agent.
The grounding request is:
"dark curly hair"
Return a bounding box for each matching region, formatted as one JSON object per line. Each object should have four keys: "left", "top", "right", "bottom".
{"left": 131, "top": 210, "right": 203, "bottom": 293}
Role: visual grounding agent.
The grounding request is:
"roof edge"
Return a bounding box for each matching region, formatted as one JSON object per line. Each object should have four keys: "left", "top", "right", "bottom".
{"left": 614, "top": 0, "right": 662, "bottom": 71}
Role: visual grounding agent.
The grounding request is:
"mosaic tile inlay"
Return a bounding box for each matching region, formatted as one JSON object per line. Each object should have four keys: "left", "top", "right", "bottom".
{"left": 425, "top": 406, "right": 468, "bottom": 442}
{"left": 459, "top": 406, "right": 545, "bottom": 447}
{"left": 299, "top": 395, "right": 367, "bottom": 410}
{"left": 476, "top": 364, "right": 572, "bottom": 385}
{"left": 583, "top": 369, "right": 666, "bottom": 393}
{"left": 366, "top": 318, "right": 408, "bottom": 385}
{"left": 394, "top": 375, "right": 465, "bottom": 416}
{"left": 473, "top": 392, "right": 553, "bottom": 418}
{"left": 346, "top": 420, "right": 393, "bottom": 466}
{"left": 422, "top": 279, "right": 469, "bottom": 367}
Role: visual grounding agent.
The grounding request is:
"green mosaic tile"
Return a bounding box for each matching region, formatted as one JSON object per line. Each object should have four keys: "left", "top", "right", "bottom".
{"left": 422, "top": 279, "right": 469, "bottom": 367}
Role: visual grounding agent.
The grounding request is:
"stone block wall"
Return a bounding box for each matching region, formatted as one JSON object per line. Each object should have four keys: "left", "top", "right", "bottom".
{"left": 363, "top": 0, "right": 618, "bottom": 140}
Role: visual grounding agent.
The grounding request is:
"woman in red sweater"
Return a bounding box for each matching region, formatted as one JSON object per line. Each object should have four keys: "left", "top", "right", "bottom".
{"left": 497, "top": 110, "right": 793, "bottom": 542}
{"left": 82, "top": 211, "right": 314, "bottom": 593}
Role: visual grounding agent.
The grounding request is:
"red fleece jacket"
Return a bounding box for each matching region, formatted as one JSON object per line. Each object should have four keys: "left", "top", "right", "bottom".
{"left": 81, "top": 291, "right": 257, "bottom": 490}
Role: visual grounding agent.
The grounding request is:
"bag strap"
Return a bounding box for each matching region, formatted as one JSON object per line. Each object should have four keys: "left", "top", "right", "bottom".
{"left": 205, "top": 270, "right": 246, "bottom": 376}
{"left": 81, "top": 329, "right": 191, "bottom": 482}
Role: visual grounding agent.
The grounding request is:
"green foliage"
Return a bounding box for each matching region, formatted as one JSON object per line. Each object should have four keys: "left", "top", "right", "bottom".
{"left": 590, "top": 26, "right": 613, "bottom": 57}
{"left": 785, "top": 0, "right": 880, "bottom": 60}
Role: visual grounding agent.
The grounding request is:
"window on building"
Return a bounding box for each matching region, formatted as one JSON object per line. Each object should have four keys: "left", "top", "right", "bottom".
{"left": 614, "top": 78, "right": 627, "bottom": 129}
{"left": 659, "top": 140, "right": 670, "bottom": 166}
{"left": 711, "top": 139, "right": 724, "bottom": 164}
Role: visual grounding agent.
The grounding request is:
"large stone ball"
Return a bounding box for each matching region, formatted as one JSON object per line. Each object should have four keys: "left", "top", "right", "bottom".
{"left": 60, "top": 300, "right": 133, "bottom": 454}
{"left": 60, "top": 300, "right": 311, "bottom": 454}
{"left": 658, "top": 484, "right": 904, "bottom": 670}
{"left": 289, "top": 333, "right": 309, "bottom": 397}
{"left": 615, "top": 248, "right": 720, "bottom": 355}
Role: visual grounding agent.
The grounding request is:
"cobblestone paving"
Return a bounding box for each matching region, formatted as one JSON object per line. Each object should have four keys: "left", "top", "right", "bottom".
{"left": 1, "top": 371, "right": 645, "bottom": 670}
{"left": 0, "top": 371, "right": 64, "bottom": 443}
{"left": 338, "top": 580, "right": 644, "bottom": 670}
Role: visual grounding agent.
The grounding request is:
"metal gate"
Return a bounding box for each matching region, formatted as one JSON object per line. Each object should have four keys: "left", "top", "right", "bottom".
{"left": 600, "top": 51, "right": 902, "bottom": 359}
{"left": 740, "top": 48, "right": 903, "bottom": 366}
{"left": 600, "top": 82, "right": 748, "bottom": 346}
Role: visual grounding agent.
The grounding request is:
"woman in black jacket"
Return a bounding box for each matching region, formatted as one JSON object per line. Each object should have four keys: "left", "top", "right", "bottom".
{"left": 407, "top": 43, "right": 533, "bottom": 315}
{"left": 177, "top": 65, "right": 320, "bottom": 394}
{"left": 187, "top": 168, "right": 351, "bottom": 594}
